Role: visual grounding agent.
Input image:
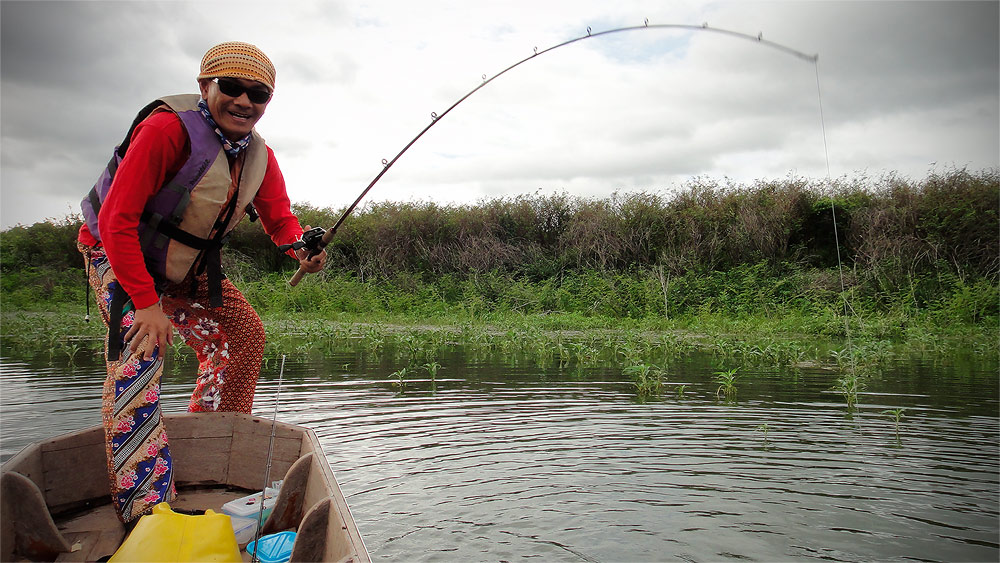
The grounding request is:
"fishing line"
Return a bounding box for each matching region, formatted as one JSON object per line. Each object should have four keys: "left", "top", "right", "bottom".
{"left": 288, "top": 20, "right": 821, "bottom": 285}
{"left": 814, "top": 59, "right": 859, "bottom": 386}
{"left": 251, "top": 354, "right": 286, "bottom": 563}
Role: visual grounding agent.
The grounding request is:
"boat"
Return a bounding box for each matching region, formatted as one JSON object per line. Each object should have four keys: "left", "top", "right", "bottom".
{"left": 1, "top": 412, "right": 369, "bottom": 562}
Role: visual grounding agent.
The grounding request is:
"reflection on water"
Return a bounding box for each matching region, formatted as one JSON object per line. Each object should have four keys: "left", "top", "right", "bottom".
{"left": 1, "top": 346, "right": 997, "bottom": 562}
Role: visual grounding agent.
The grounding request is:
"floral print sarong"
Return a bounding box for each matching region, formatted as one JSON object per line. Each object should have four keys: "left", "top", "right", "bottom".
{"left": 81, "top": 244, "right": 265, "bottom": 522}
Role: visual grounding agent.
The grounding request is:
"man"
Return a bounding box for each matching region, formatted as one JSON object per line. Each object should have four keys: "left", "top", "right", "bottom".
{"left": 77, "top": 41, "right": 325, "bottom": 523}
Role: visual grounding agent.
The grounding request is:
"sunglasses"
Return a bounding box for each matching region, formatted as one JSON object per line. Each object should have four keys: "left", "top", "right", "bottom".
{"left": 212, "top": 77, "right": 272, "bottom": 104}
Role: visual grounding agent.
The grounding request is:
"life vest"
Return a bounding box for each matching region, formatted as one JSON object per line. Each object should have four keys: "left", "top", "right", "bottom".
{"left": 81, "top": 94, "right": 266, "bottom": 300}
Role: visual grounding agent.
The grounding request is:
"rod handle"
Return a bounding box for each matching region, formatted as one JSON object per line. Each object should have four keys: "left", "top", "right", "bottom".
{"left": 287, "top": 225, "right": 336, "bottom": 287}
{"left": 288, "top": 266, "right": 307, "bottom": 286}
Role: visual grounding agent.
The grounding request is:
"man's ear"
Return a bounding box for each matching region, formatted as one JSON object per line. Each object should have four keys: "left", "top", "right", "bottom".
{"left": 197, "top": 78, "right": 212, "bottom": 99}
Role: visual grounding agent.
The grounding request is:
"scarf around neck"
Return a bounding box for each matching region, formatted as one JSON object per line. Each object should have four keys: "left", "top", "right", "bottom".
{"left": 198, "top": 99, "right": 252, "bottom": 157}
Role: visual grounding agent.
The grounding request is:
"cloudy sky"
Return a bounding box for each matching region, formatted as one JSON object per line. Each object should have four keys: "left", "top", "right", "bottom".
{"left": 1, "top": 0, "right": 997, "bottom": 229}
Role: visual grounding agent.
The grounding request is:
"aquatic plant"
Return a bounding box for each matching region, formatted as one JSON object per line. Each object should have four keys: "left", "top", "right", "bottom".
{"left": 881, "top": 407, "right": 907, "bottom": 435}
{"left": 833, "top": 373, "right": 865, "bottom": 410}
{"left": 829, "top": 347, "right": 852, "bottom": 368}
{"left": 623, "top": 363, "right": 665, "bottom": 396}
{"left": 756, "top": 423, "right": 771, "bottom": 443}
{"left": 389, "top": 366, "right": 409, "bottom": 391}
{"left": 364, "top": 324, "right": 387, "bottom": 354}
{"left": 62, "top": 342, "right": 84, "bottom": 365}
{"left": 567, "top": 341, "right": 601, "bottom": 366}
{"left": 422, "top": 361, "right": 442, "bottom": 381}
{"left": 715, "top": 367, "right": 739, "bottom": 398}
{"left": 616, "top": 331, "right": 650, "bottom": 365}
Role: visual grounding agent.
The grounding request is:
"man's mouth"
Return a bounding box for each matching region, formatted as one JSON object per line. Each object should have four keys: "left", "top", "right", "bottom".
{"left": 229, "top": 110, "right": 253, "bottom": 121}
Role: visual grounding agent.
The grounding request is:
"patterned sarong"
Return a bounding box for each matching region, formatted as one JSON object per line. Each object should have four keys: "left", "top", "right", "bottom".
{"left": 81, "top": 244, "right": 265, "bottom": 522}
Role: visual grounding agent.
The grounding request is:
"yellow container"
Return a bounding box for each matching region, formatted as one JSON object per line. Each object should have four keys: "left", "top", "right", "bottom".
{"left": 109, "top": 502, "right": 242, "bottom": 562}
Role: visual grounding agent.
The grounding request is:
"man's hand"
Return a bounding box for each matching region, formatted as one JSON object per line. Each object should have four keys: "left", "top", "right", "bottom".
{"left": 294, "top": 224, "right": 327, "bottom": 273}
{"left": 124, "top": 302, "right": 174, "bottom": 361}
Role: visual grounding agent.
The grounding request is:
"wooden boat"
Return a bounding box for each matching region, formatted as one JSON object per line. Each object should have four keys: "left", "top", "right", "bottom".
{"left": 1, "top": 412, "right": 369, "bottom": 562}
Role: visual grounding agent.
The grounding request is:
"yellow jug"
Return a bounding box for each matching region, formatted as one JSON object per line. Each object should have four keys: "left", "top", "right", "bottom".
{"left": 109, "top": 502, "right": 242, "bottom": 562}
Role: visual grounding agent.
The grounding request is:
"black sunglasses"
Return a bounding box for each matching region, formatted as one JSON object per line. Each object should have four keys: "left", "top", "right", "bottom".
{"left": 212, "top": 77, "right": 272, "bottom": 104}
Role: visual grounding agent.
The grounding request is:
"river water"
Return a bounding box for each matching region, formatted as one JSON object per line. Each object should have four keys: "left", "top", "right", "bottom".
{"left": 1, "top": 343, "right": 997, "bottom": 562}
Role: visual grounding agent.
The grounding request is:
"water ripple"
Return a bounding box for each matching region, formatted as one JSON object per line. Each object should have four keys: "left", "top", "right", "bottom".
{"left": 2, "top": 351, "right": 997, "bottom": 562}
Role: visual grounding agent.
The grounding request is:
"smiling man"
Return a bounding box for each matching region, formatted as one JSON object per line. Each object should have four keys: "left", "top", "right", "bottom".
{"left": 76, "top": 41, "right": 326, "bottom": 523}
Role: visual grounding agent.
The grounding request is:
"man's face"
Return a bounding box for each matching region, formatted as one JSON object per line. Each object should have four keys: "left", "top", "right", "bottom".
{"left": 198, "top": 77, "right": 271, "bottom": 141}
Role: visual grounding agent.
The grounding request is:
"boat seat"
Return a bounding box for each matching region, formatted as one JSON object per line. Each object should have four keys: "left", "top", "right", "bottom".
{"left": 1, "top": 470, "right": 73, "bottom": 561}
{"left": 261, "top": 452, "right": 314, "bottom": 535}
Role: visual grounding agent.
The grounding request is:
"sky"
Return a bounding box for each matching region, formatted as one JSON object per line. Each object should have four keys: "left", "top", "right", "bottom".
{"left": 1, "top": 0, "right": 997, "bottom": 229}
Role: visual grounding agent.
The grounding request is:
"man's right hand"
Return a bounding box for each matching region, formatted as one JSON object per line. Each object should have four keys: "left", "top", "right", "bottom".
{"left": 124, "top": 302, "right": 174, "bottom": 361}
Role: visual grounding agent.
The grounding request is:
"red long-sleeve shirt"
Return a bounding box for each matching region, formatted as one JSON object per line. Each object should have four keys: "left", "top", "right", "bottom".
{"left": 78, "top": 111, "right": 304, "bottom": 309}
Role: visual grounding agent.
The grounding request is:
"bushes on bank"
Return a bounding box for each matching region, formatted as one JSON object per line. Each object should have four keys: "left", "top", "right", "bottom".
{"left": 2, "top": 169, "right": 996, "bottom": 325}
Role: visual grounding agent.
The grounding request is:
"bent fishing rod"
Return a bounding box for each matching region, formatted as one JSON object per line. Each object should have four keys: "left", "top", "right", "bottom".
{"left": 284, "top": 20, "right": 819, "bottom": 286}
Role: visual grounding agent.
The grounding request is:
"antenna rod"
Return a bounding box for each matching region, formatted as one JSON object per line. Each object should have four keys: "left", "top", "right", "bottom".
{"left": 251, "top": 354, "right": 286, "bottom": 563}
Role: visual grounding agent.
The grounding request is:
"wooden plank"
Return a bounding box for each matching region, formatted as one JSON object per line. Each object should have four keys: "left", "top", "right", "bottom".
{"left": 40, "top": 427, "right": 104, "bottom": 453}
{"left": 170, "top": 436, "right": 231, "bottom": 484}
{"left": 56, "top": 531, "right": 95, "bottom": 562}
{"left": 289, "top": 497, "right": 330, "bottom": 563}
{"left": 89, "top": 529, "right": 124, "bottom": 562}
{"left": 292, "top": 496, "right": 359, "bottom": 563}
{"left": 291, "top": 425, "right": 369, "bottom": 562}
{"left": 261, "top": 452, "right": 314, "bottom": 535}
{"left": 164, "top": 412, "right": 237, "bottom": 440}
{"left": 41, "top": 439, "right": 109, "bottom": 509}
{"left": 55, "top": 528, "right": 123, "bottom": 563}
{"left": 227, "top": 437, "right": 300, "bottom": 490}
{"left": 226, "top": 418, "right": 303, "bottom": 490}
{"left": 55, "top": 497, "right": 123, "bottom": 561}
{"left": 171, "top": 487, "right": 250, "bottom": 514}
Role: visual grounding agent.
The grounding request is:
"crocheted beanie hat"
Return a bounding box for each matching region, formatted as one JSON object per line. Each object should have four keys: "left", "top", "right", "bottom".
{"left": 198, "top": 41, "right": 276, "bottom": 90}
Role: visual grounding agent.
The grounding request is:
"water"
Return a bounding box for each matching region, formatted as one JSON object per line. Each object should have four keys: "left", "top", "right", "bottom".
{"left": 2, "top": 345, "right": 997, "bottom": 562}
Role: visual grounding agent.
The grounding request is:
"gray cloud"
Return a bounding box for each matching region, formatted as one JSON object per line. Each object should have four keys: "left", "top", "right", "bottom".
{"left": 2, "top": 0, "right": 996, "bottom": 228}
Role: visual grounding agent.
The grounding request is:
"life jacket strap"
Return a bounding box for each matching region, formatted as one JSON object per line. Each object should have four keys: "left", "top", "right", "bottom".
{"left": 107, "top": 282, "right": 133, "bottom": 362}
{"left": 140, "top": 210, "right": 229, "bottom": 307}
{"left": 88, "top": 186, "right": 102, "bottom": 221}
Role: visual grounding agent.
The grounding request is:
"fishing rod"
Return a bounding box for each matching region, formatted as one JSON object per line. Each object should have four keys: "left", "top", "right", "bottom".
{"left": 285, "top": 20, "right": 819, "bottom": 286}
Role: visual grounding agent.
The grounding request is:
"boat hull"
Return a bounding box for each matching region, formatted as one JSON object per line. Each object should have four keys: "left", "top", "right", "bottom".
{"left": 1, "top": 412, "right": 369, "bottom": 562}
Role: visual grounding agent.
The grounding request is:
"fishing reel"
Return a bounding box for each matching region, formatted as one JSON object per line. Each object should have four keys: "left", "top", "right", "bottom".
{"left": 278, "top": 226, "right": 327, "bottom": 255}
